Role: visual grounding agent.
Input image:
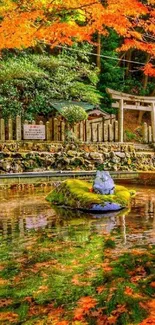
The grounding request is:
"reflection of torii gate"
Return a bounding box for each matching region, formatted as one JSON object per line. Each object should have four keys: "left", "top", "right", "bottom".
{"left": 106, "top": 88, "right": 155, "bottom": 143}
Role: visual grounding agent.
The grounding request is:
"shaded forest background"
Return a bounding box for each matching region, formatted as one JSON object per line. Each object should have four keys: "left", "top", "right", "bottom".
{"left": 0, "top": 33, "right": 154, "bottom": 121}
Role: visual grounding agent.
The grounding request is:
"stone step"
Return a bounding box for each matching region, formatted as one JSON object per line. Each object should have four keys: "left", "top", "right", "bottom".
{"left": 134, "top": 144, "right": 154, "bottom": 152}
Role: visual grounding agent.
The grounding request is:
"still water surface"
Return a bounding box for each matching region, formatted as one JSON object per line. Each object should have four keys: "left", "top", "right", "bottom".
{"left": 0, "top": 185, "right": 154, "bottom": 248}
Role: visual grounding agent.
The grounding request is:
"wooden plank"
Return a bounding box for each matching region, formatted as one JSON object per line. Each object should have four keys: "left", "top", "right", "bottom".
{"left": 61, "top": 121, "right": 65, "bottom": 141}
{"left": 8, "top": 118, "right": 13, "bottom": 140}
{"left": 53, "top": 118, "right": 59, "bottom": 141}
{"left": 89, "top": 117, "right": 103, "bottom": 123}
{"left": 16, "top": 115, "right": 21, "bottom": 141}
{"left": 118, "top": 99, "right": 124, "bottom": 142}
{"left": 108, "top": 124, "right": 113, "bottom": 142}
{"left": 114, "top": 120, "right": 118, "bottom": 142}
{"left": 79, "top": 121, "right": 84, "bottom": 141}
{"left": 86, "top": 120, "right": 91, "bottom": 142}
{"left": 0, "top": 119, "right": 5, "bottom": 141}
{"left": 112, "top": 102, "right": 152, "bottom": 111}
{"left": 143, "top": 122, "right": 148, "bottom": 143}
{"left": 151, "top": 103, "right": 155, "bottom": 143}
{"left": 98, "top": 123, "right": 103, "bottom": 142}
{"left": 46, "top": 121, "right": 51, "bottom": 141}
{"left": 103, "top": 123, "right": 108, "bottom": 142}
{"left": 106, "top": 88, "right": 155, "bottom": 102}
{"left": 148, "top": 125, "right": 152, "bottom": 143}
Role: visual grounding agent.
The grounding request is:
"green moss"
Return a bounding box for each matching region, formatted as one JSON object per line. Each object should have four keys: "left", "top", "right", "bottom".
{"left": 46, "top": 179, "right": 134, "bottom": 209}
{"left": 104, "top": 238, "right": 116, "bottom": 249}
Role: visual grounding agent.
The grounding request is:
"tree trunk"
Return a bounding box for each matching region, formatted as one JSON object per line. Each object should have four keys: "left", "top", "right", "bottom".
{"left": 125, "top": 49, "right": 132, "bottom": 77}
{"left": 96, "top": 33, "right": 101, "bottom": 70}
{"left": 138, "top": 54, "right": 151, "bottom": 124}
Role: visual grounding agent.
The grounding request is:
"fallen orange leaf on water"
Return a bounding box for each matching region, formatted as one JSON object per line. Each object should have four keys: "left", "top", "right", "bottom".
{"left": 56, "top": 321, "right": 69, "bottom": 325}
{"left": 150, "top": 282, "right": 155, "bottom": 288}
{"left": 139, "top": 316, "right": 155, "bottom": 325}
{"left": 147, "top": 300, "right": 155, "bottom": 310}
{"left": 74, "top": 307, "right": 85, "bottom": 321}
{"left": 0, "top": 312, "right": 18, "bottom": 323}
{"left": 102, "top": 263, "right": 113, "bottom": 272}
{"left": 74, "top": 296, "right": 97, "bottom": 321}
{"left": 97, "top": 285, "right": 105, "bottom": 294}
{"left": 0, "top": 298, "right": 13, "bottom": 308}
{"left": 77, "top": 296, "right": 97, "bottom": 311}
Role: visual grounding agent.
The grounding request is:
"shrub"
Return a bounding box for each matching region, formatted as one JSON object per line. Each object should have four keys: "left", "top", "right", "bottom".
{"left": 62, "top": 105, "right": 88, "bottom": 127}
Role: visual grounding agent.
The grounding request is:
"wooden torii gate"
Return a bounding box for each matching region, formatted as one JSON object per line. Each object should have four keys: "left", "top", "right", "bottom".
{"left": 106, "top": 88, "right": 155, "bottom": 143}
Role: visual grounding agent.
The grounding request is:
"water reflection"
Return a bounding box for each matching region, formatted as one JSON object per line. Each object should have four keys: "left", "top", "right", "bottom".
{"left": 0, "top": 186, "right": 155, "bottom": 248}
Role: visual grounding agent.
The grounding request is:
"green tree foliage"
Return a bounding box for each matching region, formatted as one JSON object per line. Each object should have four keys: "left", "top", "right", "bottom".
{"left": 0, "top": 45, "right": 100, "bottom": 120}
{"left": 62, "top": 105, "right": 88, "bottom": 127}
{"left": 98, "top": 31, "right": 155, "bottom": 113}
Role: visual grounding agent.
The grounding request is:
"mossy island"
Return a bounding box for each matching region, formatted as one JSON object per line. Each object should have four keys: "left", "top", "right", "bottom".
{"left": 46, "top": 179, "right": 135, "bottom": 212}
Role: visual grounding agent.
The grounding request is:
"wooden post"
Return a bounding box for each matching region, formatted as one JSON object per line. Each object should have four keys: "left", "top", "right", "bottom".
{"left": 96, "top": 33, "right": 101, "bottom": 70}
{"left": 148, "top": 125, "right": 152, "bottom": 143}
{"left": 79, "top": 121, "right": 84, "bottom": 141}
{"left": 73, "top": 124, "right": 78, "bottom": 138}
{"left": 49, "top": 118, "right": 53, "bottom": 140}
{"left": 8, "top": 117, "right": 13, "bottom": 140}
{"left": 94, "top": 124, "right": 98, "bottom": 142}
{"left": 16, "top": 115, "right": 22, "bottom": 141}
{"left": 32, "top": 120, "right": 36, "bottom": 125}
{"left": 98, "top": 123, "right": 102, "bottom": 142}
{"left": 61, "top": 121, "right": 65, "bottom": 141}
{"left": 108, "top": 124, "right": 113, "bottom": 142}
{"left": 143, "top": 122, "right": 148, "bottom": 143}
{"left": 114, "top": 120, "right": 119, "bottom": 142}
{"left": 46, "top": 121, "right": 50, "bottom": 141}
{"left": 91, "top": 123, "right": 94, "bottom": 142}
{"left": 151, "top": 103, "right": 155, "bottom": 143}
{"left": 118, "top": 99, "right": 124, "bottom": 142}
{"left": 86, "top": 120, "right": 91, "bottom": 142}
{"left": 0, "top": 119, "right": 5, "bottom": 141}
{"left": 53, "top": 118, "right": 58, "bottom": 141}
{"left": 103, "top": 123, "right": 108, "bottom": 142}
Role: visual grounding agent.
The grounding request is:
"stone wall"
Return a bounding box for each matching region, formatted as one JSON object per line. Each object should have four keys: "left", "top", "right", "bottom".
{"left": 0, "top": 141, "right": 154, "bottom": 173}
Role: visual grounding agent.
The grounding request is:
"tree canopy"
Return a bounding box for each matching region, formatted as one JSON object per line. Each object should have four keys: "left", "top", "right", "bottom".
{"left": 0, "top": 0, "right": 155, "bottom": 75}
{"left": 0, "top": 47, "right": 100, "bottom": 119}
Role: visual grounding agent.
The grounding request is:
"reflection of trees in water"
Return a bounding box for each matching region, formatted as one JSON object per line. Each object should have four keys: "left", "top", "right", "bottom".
{"left": 0, "top": 195, "right": 57, "bottom": 240}
{"left": 0, "top": 188, "right": 155, "bottom": 246}
{"left": 0, "top": 197, "right": 127, "bottom": 242}
{"left": 123, "top": 192, "right": 155, "bottom": 246}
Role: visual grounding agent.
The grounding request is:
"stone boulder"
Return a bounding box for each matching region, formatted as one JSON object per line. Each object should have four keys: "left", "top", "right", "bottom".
{"left": 93, "top": 171, "right": 115, "bottom": 195}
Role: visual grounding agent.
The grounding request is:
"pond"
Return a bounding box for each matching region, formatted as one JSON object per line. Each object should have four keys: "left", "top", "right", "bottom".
{"left": 0, "top": 185, "right": 155, "bottom": 325}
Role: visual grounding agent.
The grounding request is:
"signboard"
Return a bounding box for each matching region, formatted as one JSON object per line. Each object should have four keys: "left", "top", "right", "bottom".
{"left": 23, "top": 124, "right": 45, "bottom": 140}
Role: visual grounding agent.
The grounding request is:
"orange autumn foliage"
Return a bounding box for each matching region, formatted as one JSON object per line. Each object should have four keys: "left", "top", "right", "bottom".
{"left": 0, "top": 0, "right": 154, "bottom": 75}
{"left": 143, "top": 63, "right": 155, "bottom": 77}
{"left": 56, "top": 321, "right": 69, "bottom": 325}
{"left": 0, "top": 0, "right": 149, "bottom": 48}
{"left": 139, "top": 317, "right": 155, "bottom": 325}
{"left": 0, "top": 311, "right": 18, "bottom": 323}
{"left": 74, "top": 296, "right": 97, "bottom": 320}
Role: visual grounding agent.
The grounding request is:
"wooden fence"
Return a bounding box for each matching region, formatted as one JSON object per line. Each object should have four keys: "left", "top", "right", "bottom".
{"left": 0, "top": 115, "right": 153, "bottom": 143}
{"left": 0, "top": 115, "right": 120, "bottom": 142}
{"left": 142, "top": 122, "right": 153, "bottom": 144}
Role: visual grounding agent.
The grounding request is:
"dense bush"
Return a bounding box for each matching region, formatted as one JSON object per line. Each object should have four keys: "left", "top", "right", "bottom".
{"left": 62, "top": 105, "right": 88, "bottom": 126}
{"left": 0, "top": 46, "right": 101, "bottom": 120}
